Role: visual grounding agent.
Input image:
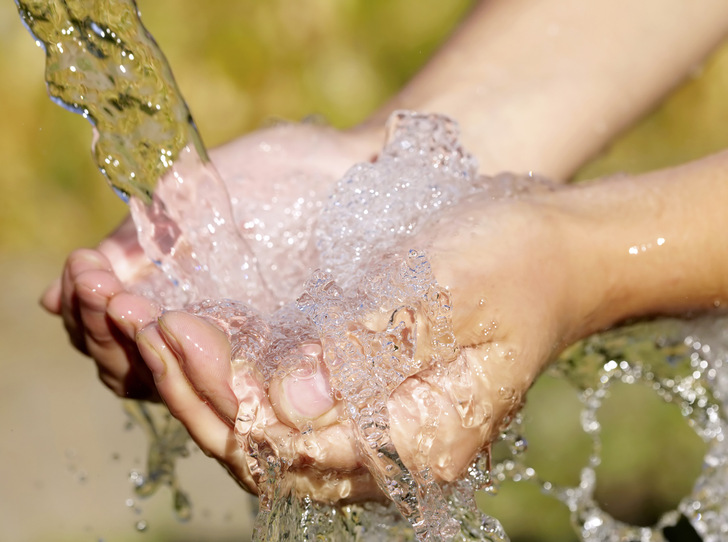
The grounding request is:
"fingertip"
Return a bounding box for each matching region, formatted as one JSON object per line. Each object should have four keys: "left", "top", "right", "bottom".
{"left": 67, "top": 249, "right": 112, "bottom": 279}
{"left": 40, "top": 278, "right": 62, "bottom": 314}
{"left": 137, "top": 320, "right": 245, "bottom": 472}
{"left": 108, "top": 292, "right": 159, "bottom": 340}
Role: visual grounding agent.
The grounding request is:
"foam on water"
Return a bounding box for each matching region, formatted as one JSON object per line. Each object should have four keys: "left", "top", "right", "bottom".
{"left": 19, "top": 2, "right": 728, "bottom": 540}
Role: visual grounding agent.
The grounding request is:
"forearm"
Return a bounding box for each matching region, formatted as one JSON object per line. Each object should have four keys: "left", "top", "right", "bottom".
{"left": 360, "top": 0, "right": 728, "bottom": 180}
{"left": 561, "top": 150, "right": 728, "bottom": 342}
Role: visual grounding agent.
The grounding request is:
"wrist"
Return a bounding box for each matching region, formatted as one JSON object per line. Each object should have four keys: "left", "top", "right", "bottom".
{"left": 551, "top": 153, "right": 728, "bottom": 343}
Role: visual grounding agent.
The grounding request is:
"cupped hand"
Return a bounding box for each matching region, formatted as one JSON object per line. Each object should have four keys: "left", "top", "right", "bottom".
{"left": 133, "top": 191, "right": 595, "bottom": 500}
{"left": 41, "top": 123, "right": 381, "bottom": 401}
{"left": 41, "top": 217, "right": 161, "bottom": 400}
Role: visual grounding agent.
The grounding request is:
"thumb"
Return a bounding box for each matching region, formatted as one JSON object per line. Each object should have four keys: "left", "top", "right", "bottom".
{"left": 267, "top": 342, "right": 344, "bottom": 431}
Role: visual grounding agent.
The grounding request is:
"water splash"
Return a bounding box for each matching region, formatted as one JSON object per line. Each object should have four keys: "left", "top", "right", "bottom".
{"left": 19, "top": 2, "right": 728, "bottom": 540}
{"left": 488, "top": 317, "right": 728, "bottom": 542}
{"left": 122, "top": 401, "right": 192, "bottom": 521}
{"left": 16, "top": 0, "right": 270, "bottom": 306}
{"left": 185, "top": 112, "right": 524, "bottom": 541}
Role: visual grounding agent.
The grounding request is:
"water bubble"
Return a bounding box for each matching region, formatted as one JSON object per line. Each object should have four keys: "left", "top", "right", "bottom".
{"left": 498, "top": 386, "right": 515, "bottom": 400}
{"left": 23, "top": 1, "right": 728, "bottom": 532}
{"left": 513, "top": 437, "right": 528, "bottom": 454}
{"left": 128, "top": 470, "right": 144, "bottom": 488}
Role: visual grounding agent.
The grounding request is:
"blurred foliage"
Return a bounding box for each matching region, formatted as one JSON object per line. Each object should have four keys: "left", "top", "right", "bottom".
{"left": 4, "top": 1, "right": 728, "bottom": 541}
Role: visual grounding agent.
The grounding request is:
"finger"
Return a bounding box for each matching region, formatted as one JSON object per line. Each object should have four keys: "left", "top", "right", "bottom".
{"left": 136, "top": 324, "right": 256, "bottom": 491}
{"left": 60, "top": 249, "right": 113, "bottom": 354}
{"left": 76, "top": 266, "right": 166, "bottom": 401}
{"left": 156, "top": 311, "right": 239, "bottom": 424}
{"left": 267, "top": 343, "right": 343, "bottom": 431}
{"left": 97, "top": 215, "right": 149, "bottom": 282}
{"left": 40, "top": 277, "right": 62, "bottom": 314}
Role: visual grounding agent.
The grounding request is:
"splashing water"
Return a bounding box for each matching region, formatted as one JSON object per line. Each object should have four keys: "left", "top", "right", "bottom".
{"left": 18, "top": 2, "right": 728, "bottom": 541}
{"left": 184, "top": 112, "right": 531, "bottom": 541}
{"left": 16, "top": 0, "right": 271, "bottom": 307}
{"left": 489, "top": 316, "right": 728, "bottom": 542}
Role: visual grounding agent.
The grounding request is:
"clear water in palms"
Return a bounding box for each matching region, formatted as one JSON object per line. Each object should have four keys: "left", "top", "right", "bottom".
{"left": 17, "top": 1, "right": 728, "bottom": 541}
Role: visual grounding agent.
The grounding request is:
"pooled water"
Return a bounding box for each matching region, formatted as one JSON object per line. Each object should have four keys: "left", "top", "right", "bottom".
{"left": 18, "top": 2, "right": 728, "bottom": 541}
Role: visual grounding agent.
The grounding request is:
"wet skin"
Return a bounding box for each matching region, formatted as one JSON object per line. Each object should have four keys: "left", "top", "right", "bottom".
{"left": 43, "top": 123, "right": 574, "bottom": 500}
{"left": 37, "top": 0, "right": 728, "bottom": 511}
{"left": 43, "top": 122, "right": 728, "bottom": 502}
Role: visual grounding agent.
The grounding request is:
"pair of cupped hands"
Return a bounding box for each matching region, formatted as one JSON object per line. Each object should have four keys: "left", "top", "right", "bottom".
{"left": 43, "top": 123, "right": 580, "bottom": 502}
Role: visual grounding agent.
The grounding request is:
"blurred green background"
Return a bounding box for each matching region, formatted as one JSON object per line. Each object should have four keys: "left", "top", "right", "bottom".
{"left": 2, "top": 1, "right": 728, "bottom": 541}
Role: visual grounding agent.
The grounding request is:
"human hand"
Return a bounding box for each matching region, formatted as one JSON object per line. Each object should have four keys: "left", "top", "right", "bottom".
{"left": 41, "top": 122, "right": 381, "bottom": 401}
{"left": 133, "top": 191, "right": 594, "bottom": 500}
{"left": 41, "top": 216, "right": 161, "bottom": 400}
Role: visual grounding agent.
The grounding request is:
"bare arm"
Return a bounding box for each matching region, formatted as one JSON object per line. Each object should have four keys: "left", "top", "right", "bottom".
{"left": 359, "top": 0, "right": 728, "bottom": 179}
{"left": 561, "top": 150, "right": 728, "bottom": 341}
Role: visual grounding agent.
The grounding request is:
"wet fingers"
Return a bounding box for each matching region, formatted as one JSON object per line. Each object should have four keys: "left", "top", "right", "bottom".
{"left": 136, "top": 323, "right": 257, "bottom": 492}
{"left": 156, "top": 311, "right": 239, "bottom": 424}
{"left": 60, "top": 249, "right": 113, "bottom": 354}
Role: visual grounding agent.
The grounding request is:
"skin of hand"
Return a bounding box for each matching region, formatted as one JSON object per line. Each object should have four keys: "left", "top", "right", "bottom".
{"left": 133, "top": 191, "right": 580, "bottom": 500}
{"left": 39, "top": 0, "right": 728, "bottom": 507}
{"left": 40, "top": 122, "right": 380, "bottom": 401}
{"left": 133, "top": 147, "right": 728, "bottom": 502}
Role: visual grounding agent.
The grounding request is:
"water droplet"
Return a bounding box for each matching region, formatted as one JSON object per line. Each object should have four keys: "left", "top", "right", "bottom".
{"left": 513, "top": 436, "right": 528, "bottom": 453}
{"left": 498, "top": 386, "right": 515, "bottom": 400}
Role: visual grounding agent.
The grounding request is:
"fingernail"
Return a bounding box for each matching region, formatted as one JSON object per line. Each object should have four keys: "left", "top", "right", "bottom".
{"left": 137, "top": 326, "right": 172, "bottom": 379}
{"left": 282, "top": 363, "right": 335, "bottom": 419}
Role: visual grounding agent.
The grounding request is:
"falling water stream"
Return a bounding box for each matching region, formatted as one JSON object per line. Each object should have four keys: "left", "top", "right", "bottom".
{"left": 17, "top": 1, "right": 728, "bottom": 540}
